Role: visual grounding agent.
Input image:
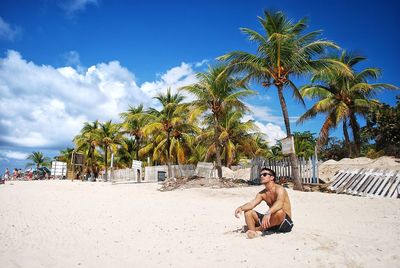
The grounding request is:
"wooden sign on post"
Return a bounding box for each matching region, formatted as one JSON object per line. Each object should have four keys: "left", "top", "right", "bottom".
{"left": 281, "top": 136, "right": 295, "bottom": 155}
{"left": 72, "top": 153, "right": 85, "bottom": 166}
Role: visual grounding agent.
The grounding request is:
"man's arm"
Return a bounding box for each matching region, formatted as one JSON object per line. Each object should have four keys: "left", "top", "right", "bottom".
{"left": 234, "top": 193, "right": 263, "bottom": 218}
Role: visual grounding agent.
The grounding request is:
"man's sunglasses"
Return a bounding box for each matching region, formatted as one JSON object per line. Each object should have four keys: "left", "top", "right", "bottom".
{"left": 260, "top": 172, "right": 273, "bottom": 177}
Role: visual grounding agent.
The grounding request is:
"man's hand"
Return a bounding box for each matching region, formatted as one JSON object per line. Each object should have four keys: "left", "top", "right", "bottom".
{"left": 234, "top": 207, "right": 242, "bottom": 218}
{"left": 261, "top": 213, "right": 271, "bottom": 229}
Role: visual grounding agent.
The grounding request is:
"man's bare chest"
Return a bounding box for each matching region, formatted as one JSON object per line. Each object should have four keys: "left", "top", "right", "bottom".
{"left": 262, "top": 192, "right": 276, "bottom": 206}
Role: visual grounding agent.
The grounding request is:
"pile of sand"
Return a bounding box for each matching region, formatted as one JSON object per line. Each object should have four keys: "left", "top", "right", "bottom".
{"left": 319, "top": 156, "right": 400, "bottom": 183}
{"left": 160, "top": 176, "right": 251, "bottom": 191}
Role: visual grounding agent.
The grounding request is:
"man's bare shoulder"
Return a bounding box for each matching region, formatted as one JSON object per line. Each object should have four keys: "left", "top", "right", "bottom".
{"left": 276, "top": 184, "right": 289, "bottom": 197}
{"left": 256, "top": 189, "right": 267, "bottom": 200}
{"left": 258, "top": 189, "right": 267, "bottom": 194}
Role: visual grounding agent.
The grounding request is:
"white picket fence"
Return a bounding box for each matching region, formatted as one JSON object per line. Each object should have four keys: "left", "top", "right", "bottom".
{"left": 251, "top": 156, "right": 320, "bottom": 184}
{"left": 329, "top": 169, "right": 400, "bottom": 198}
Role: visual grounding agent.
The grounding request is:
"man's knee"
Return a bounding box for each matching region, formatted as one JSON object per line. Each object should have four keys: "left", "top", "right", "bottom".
{"left": 272, "top": 209, "right": 286, "bottom": 221}
{"left": 244, "top": 210, "right": 254, "bottom": 218}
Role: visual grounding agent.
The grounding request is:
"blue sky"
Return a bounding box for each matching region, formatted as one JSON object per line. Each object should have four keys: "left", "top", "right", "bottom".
{"left": 0, "top": 0, "right": 399, "bottom": 173}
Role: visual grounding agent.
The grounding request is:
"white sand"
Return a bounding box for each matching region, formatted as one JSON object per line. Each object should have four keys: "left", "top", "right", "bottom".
{"left": 0, "top": 180, "right": 399, "bottom": 268}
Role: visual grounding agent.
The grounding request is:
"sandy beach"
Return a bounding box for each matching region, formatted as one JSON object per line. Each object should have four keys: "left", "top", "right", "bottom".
{"left": 0, "top": 180, "right": 399, "bottom": 268}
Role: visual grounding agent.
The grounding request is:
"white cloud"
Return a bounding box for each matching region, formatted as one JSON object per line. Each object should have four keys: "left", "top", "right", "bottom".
{"left": 61, "top": 0, "right": 98, "bottom": 14}
{"left": 0, "top": 150, "right": 29, "bottom": 160}
{"left": 0, "top": 16, "right": 21, "bottom": 41}
{"left": 245, "top": 103, "right": 284, "bottom": 125}
{"left": 140, "top": 62, "right": 199, "bottom": 105}
{"left": 195, "top": 59, "right": 208, "bottom": 67}
{"left": 254, "top": 122, "right": 286, "bottom": 146}
{"left": 243, "top": 113, "right": 286, "bottom": 146}
{"left": 246, "top": 103, "right": 299, "bottom": 125}
{"left": 0, "top": 50, "right": 202, "bottom": 150}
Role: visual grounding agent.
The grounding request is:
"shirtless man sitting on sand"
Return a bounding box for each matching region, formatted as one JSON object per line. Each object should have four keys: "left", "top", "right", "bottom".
{"left": 234, "top": 167, "right": 293, "bottom": 238}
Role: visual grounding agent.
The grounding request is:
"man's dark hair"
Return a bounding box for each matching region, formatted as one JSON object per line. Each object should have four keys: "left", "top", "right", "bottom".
{"left": 260, "top": 167, "right": 276, "bottom": 180}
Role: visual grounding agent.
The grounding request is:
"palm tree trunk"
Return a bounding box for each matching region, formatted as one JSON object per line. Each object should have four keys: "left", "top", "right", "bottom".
{"left": 277, "top": 86, "right": 291, "bottom": 135}
{"left": 135, "top": 136, "right": 140, "bottom": 160}
{"left": 166, "top": 131, "right": 172, "bottom": 178}
{"left": 213, "top": 114, "right": 223, "bottom": 178}
{"left": 342, "top": 120, "right": 353, "bottom": 157}
{"left": 104, "top": 146, "right": 108, "bottom": 182}
{"left": 90, "top": 144, "right": 95, "bottom": 180}
{"left": 277, "top": 85, "right": 303, "bottom": 191}
{"left": 349, "top": 112, "right": 361, "bottom": 157}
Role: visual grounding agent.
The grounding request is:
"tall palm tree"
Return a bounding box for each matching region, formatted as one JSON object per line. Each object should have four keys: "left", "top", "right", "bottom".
{"left": 73, "top": 120, "right": 100, "bottom": 172}
{"left": 120, "top": 104, "right": 149, "bottom": 160}
{"left": 218, "top": 10, "right": 347, "bottom": 190}
{"left": 140, "top": 88, "right": 198, "bottom": 177}
{"left": 97, "top": 120, "right": 125, "bottom": 181}
{"left": 26, "top": 151, "right": 51, "bottom": 169}
{"left": 181, "top": 65, "right": 255, "bottom": 177}
{"left": 298, "top": 51, "right": 398, "bottom": 156}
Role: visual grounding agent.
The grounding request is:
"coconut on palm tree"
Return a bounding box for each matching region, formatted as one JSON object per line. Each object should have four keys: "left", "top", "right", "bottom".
{"left": 181, "top": 64, "right": 255, "bottom": 177}
{"left": 298, "top": 51, "right": 398, "bottom": 157}
{"left": 218, "top": 10, "right": 348, "bottom": 190}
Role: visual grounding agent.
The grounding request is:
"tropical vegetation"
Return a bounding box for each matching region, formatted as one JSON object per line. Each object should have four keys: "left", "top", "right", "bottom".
{"left": 26, "top": 151, "right": 51, "bottom": 169}
{"left": 49, "top": 10, "right": 397, "bottom": 191}
{"left": 298, "top": 51, "right": 398, "bottom": 157}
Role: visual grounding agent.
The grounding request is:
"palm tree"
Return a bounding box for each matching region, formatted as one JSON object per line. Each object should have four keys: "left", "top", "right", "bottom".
{"left": 218, "top": 10, "right": 347, "bottom": 190}
{"left": 181, "top": 65, "right": 255, "bottom": 177}
{"left": 218, "top": 110, "right": 259, "bottom": 167}
{"left": 116, "top": 137, "right": 137, "bottom": 168}
{"left": 57, "top": 147, "right": 74, "bottom": 169}
{"left": 270, "top": 142, "right": 283, "bottom": 160}
{"left": 238, "top": 134, "right": 272, "bottom": 160}
{"left": 187, "top": 143, "right": 207, "bottom": 165}
{"left": 73, "top": 120, "right": 100, "bottom": 173}
{"left": 298, "top": 51, "right": 398, "bottom": 156}
{"left": 140, "top": 88, "right": 198, "bottom": 177}
{"left": 293, "top": 131, "right": 316, "bottom": 158}
{"left": 97, "top": 120, "right": 125, "bottom": 181}
{"left": 26, "top": 151, "right": 51, "bottom": 169}
{"left": 120, "top": 104, "right": 149, "bottom": 160}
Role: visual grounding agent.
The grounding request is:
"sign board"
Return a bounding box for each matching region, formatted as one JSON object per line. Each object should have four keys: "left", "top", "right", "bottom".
{"left": 72, "top": 153, "right": 85, "bottom": 166}
{"left": 51, "top": 161, "right": 67, "bottom": 176}
{"left": 281, "top": 136, "right": 295, "bottom": 155}
{"left": 132, "top": 160, "right": 142, "bottom": 169}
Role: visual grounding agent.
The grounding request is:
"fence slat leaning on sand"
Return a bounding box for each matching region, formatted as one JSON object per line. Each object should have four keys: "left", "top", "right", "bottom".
{"left": 329, "top": 169, "right": 400, "bottom": 198}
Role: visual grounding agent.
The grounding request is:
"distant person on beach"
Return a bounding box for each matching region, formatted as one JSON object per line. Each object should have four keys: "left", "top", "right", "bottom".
{"left": 4, "top": 168, "right": 10, "bottom": 180}
{"left": 234, "top": 167, "right": 293, "bottom": 239}
{"left": 12, "top": 168, "right": 18, "bottom": 180}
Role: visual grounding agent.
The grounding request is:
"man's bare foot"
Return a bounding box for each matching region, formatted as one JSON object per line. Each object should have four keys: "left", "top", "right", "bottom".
{"left": 246, "top": 230, "right": 259, "bottom": 239}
